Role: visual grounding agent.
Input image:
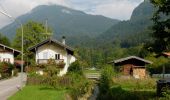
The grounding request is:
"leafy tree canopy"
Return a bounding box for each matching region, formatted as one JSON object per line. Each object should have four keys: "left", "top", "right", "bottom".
{"left": 0, "top": 33, "right": 10, "bottom": 46}
{"left": 150, "top": 0, "right": 170, "bottom": 53}
{"left": 12, "top": 21, "right": 52, "bottom": 52}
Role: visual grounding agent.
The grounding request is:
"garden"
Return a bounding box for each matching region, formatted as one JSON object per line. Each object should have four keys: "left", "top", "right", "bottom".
{"left": 9, "top": 60, "right": 94, "bottom": 100}
{"left": 0, "top": 62, "right": 18, "bottom": 79}
{"left": 97, "top": 65, "right": 170, "bottom": 100}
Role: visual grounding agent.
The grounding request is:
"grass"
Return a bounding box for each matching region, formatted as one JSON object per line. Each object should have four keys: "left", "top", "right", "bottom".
{"left": 8, "top": 85, "right": 67, "bottom": 100}
{"left": 99, "top": 78, "right": 159, "bottom": 100}
{"left": 112, "top": 78, "right": 157, "bottom": 90}
{"left": 111, "top": 78, "right": 157, "bottom": 100}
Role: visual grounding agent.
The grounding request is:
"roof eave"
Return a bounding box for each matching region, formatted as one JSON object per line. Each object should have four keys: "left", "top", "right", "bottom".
{"left": 28, "top": 38, "right": 74, "bottom": 52}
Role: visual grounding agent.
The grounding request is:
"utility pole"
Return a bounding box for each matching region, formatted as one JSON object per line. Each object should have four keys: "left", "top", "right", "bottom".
{"left": 0, "top": 10, "right": 24, "bottom": 88}
{"left": 43, "top": 19, "right": 52, "bottom": 39}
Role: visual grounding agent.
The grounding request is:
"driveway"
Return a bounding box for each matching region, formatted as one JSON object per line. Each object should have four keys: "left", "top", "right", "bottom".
{"left": 0, "top": 73, "right": 27, "bottom": 100}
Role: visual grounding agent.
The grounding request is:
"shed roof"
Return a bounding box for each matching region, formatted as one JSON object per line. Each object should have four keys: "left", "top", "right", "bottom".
{"left": 163, "top": 52, "right": 170, "bottom": 56}
{"left": 28, "top": 38, "right": 74, "bottom": 53}
{"left": 0, "top": 43, "right": 21, "bottom": 54}
{"left": 112, "top": 56, "right": 153, "bottom": 64}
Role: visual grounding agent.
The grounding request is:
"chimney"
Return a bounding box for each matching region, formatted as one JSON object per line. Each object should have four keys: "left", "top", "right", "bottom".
{"left": 62, "top": 36, "right": 66, "bottom": 45}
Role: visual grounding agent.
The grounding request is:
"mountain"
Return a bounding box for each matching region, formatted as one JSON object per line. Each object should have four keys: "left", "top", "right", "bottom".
{"left": 96, "top": 1, "right": 154, "bottom": 48}
{"left": 0, "top": 5, "right": 119, "bottom": 42}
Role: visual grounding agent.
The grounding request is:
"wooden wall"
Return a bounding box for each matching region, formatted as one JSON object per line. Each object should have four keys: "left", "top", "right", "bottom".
{"left": 122, "top": 64, "right": 146, "bottom": 78}
{"left": 133, "top": 68, "right": 146, "bottom": 78}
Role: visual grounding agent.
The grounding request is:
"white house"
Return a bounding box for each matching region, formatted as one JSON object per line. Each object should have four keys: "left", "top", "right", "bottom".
{"left": 0, "top": 43, "right": 21, "bottom": 64}
{"left": 29, "top": 37, "right": 76, "bottom": 76}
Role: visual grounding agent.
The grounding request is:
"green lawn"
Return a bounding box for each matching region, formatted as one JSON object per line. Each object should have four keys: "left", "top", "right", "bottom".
{"left": 8, "top": 86, "right": 67, "bottom": 100}
{"left": 108, "top": 78, "right": 158, "bottom": 100}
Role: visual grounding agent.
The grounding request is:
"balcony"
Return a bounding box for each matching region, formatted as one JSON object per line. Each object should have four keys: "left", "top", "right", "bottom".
{"left": 37, "top": 59, "right": 64, "bottom": 64}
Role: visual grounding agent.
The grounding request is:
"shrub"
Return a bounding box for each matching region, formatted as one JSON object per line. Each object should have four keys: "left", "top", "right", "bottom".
{"left": 26, "top": 60, "right": 92, "bottom": 100}
{"left": 68, "top": 60, "right": 83, "bottom": 75}
{"left": 67, "top": 73, "right": 92, "bottom": 99}
{"left": 27, "top": 75, "right": 43, "bottom": 85}
{"left": 99, "top": 65, "right": 114, "bottom": 94}
{"left": 0, "top": 62, "right": 15, "bottom": 79}
{"left": 13, "top": 68, "right": 19, "bottom": 76}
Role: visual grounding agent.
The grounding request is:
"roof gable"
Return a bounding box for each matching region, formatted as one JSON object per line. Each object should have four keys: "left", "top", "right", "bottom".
{"left": 113, "top": 56, "right": 153, "bottom": 64}
{"left": 28, "top": 38, "right": 74, "bottom": 53}
{"left": 0, "top": 43, "right": 21, "bottom": 54}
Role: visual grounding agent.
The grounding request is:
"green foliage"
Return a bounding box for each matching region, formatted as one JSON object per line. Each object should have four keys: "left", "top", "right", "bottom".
{"left": 98, "top": 78, "right": 157, "bottom": 100}
{"left": 99, "top": 65, "right": 113, "bottom": 94}
{"left": 68, "top": 60, "right": 83, "bottom": 75}
{"left": 8, "top": 86, "right": 67, "bottom": 100}
{"left": 0, "top": 62, "right": 15, "bottom": 79}
{"left": 77, "top": 45, "right": 142, "bottom": 69}
{"left": 1, "top": 5, "right": 119, "bottom": 44}
{"left": 67, "top": 73, "right": 92, "bottom": 99}
{"left": 0, "top": 33, "right": 10, "bottom": 46}
{"left": 12, "top": 21, "right": 52, "bottom": 51}
{"left": 145, "top": 55, "right": 170, "bottom": 74}
{"left": 13, "top": 68, "right": 19, "bottom": 76}
{"left": 149, "top": 0, "right": 170, "bottom": 53}
{"left": 12, "top": 21, "right": 52, "bottom": 63}
{"left": 97, "top": 1, "right": 154, "bottom": 48}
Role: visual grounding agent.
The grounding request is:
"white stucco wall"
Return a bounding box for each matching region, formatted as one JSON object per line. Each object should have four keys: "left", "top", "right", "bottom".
{"left": 0, "top": 52, "right": 14, "bottom": 64}
{"left": 36, "top": 43, "right": 67, "bottom": 61}
{"left": 36, "top": 43, "right": 76, "bottom": 76}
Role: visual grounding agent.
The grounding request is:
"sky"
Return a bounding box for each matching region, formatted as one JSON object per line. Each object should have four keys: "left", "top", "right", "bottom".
{"left": 0, "top": 0, "right": 144, "bottom": 28}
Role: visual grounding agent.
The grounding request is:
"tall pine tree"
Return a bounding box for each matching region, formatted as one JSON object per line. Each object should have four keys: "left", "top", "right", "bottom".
{"left": 150, "top": 0, "right": 170, "bottom": 53}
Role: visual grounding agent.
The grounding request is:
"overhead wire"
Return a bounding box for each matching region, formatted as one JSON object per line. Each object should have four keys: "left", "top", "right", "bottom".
{"left": 0, "top": 4, "right": 8, "bottom": 14}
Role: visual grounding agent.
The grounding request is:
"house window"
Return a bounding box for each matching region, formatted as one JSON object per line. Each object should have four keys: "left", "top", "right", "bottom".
{"left": 43, "top": 52, "right": 48, "bottom": 59}
{"left": 3, "top": 58, "right": 10, "bottom": 63}
{"left": 55, "top": 54, "right": 60, "bottom": 60}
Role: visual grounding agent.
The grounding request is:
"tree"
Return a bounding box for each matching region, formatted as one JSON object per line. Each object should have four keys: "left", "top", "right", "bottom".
{"left": 13, "top": 21, "right": 52, "bottom": 51}
{"left": 12, "top": 21, "right": 52, "bottom": 62}
{"left": 99, "top": 65, "right": 113, "bottom": 94}
{"left": 0, "top": 33, "right": 10, "bottom": 46}
{"left": 150, "top": 0, "right": 170, "bottom": 53}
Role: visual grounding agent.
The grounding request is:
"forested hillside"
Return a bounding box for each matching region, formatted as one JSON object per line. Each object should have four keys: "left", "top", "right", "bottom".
{"left": 96, "top": 1, "right": 154, "bottom": 48}
{"left": 76, "top": 1, "right": 157, "bottom": 67}
{"left": 0, "top": 4, "right": 119, "bottom": 42}
{"left": 0, "top": 1, "right": 158, "bottom": 68}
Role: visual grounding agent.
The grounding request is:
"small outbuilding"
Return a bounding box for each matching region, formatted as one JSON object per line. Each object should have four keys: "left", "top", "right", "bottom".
{"left": 110, "top": 56, "right": 153, "bottom": 79}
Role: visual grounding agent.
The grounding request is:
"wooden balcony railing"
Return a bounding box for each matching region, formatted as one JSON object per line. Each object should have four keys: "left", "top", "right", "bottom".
{"left": 37, "top": 59, "right": 64, "bottom": 64}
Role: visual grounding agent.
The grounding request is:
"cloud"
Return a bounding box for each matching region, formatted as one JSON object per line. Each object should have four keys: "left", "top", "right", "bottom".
{"left": 0, "top": 0, "right": 69, "bottom": 18}
{"left": 87, "top": 0, "right": 143, "bottom": 20}
{"left": 69, "top": 0, "right": 144, "bottom": 20}
{"left": 0, "top": 0, "right": 69, "bottom": 28}
{"left": 0, "top": 0, "right": 144, "bottom": 28}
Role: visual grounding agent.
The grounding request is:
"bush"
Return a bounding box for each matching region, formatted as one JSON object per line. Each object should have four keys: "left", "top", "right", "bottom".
{"left": 67, "top": 73, "right": 92, "bottom": 99}
{"left": 26, "top": 60, "right": 92, "bottom": 99}
{"left": 0, "top": 62, "right": 15, "bottom": 79}
{"left": 13, "top": 68, "right": 19, "bottom": 76}
{"left": 99, "top": 65, "right": 114, "bottom": 94}
{"left": 68, "top": 60, "right": 83, "bottom": 75}
{"left": 27, "top": 75, "right": 44, "bottom": 85}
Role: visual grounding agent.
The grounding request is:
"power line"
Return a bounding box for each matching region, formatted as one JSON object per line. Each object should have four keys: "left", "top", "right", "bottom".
{"left": 0, "top": 4, "right": 9, "bottom": 15}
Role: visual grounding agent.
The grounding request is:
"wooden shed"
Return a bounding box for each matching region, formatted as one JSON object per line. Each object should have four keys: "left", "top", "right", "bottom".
{"left": 111, "top": 56, "right": 153, "bottom": 79}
